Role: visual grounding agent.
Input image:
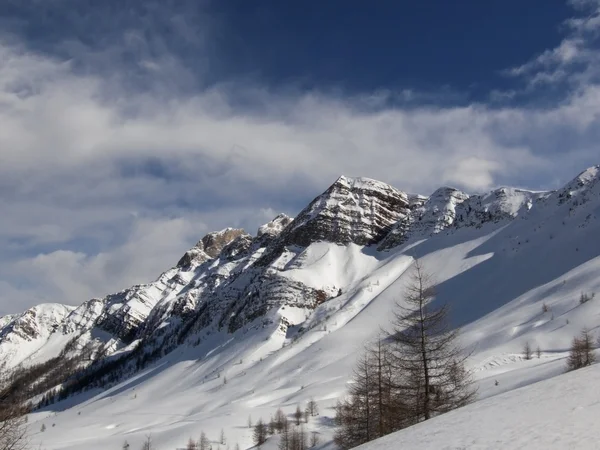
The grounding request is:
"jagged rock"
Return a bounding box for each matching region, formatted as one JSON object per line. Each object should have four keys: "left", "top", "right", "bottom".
{"left": 257, "top": 214, "right": 293, "bottom": 239}
{"left": 177, "top": 228, "right": 247, "bottom": 267}
{"left": 283, "top": 176, "right": 409, "bottom": 247}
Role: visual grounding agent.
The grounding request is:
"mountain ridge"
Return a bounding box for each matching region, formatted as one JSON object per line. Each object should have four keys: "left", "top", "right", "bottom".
{"left": 1, "top": 166, "right": 598, "bottom": 372}
{"left": 2, "top": 164, "right": 600, "bottom": 449}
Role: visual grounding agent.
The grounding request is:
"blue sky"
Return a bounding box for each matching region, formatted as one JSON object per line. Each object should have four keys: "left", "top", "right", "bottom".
{"left": 1, "top": 0, "right": 599, "bottom": 314}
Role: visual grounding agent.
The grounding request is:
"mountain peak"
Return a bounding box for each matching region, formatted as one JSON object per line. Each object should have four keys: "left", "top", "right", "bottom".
{"left": 283, "top": 175, "right": 409, "bottom": 247}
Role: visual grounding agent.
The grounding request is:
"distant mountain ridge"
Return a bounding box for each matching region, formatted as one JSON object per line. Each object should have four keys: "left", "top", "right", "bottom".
{"left": 1, "top": 165, "right": 599, "bottom": 400}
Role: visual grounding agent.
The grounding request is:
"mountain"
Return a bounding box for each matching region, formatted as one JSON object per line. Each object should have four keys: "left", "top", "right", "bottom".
{"left": 2, "top": 164, "right": 600, "bottom": 450}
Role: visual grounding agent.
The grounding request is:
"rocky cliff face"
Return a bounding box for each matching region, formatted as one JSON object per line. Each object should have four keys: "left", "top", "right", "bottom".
{"left": 2, "top": 166, "right": 599, "bottom": 396}
{"left": 284, "top": 176, "right": 409, "bottom": 247}
{"left": 177, "top": 228, "right": 248, "bottom": 268}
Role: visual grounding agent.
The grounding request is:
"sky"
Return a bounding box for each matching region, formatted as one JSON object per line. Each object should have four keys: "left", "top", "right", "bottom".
{"left": 0, "top": 0, "right": 599, "bottom": 315}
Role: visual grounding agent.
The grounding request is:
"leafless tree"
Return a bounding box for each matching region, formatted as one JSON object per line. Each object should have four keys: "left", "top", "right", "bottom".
{"left": 274, "top": 408, "right": 287, "bottom": 434}
{"left": 198, "top": 431, "right": 210, "bottom": 450}
{"left": 309, "top": 431, "right": 319, "bottom": 448}
{"left": 140, "top": 435, "right": 153, "bottom": 450}
{"left": 253, "top": 418, "right": 268, "bottom": 448}
{"left": 523, "top": 341, "right": 532, "bottom": 360}
{"left": 186, "top": 437, "right": 198, "bottom": 450}
{"left": 0, "top": 363, "right": 29, "bottom": 450}
{"left": 293, "top": 406, "right": 302, "bottom": 426}
{"left": 536, "top": 345, "right": 542, "bottom": 359}
{"left": 387, "top": 260, "right": 476, "bottom": 422}
{"left": 305, "top": 398, "right": 318, "bottom": 417}
{"left": 220, "top": 429, "right": 226, "bottom": 445}
{"left": 278, "top": 419, "right": 290, "bottom": 450}
{"left": 567, "top": 328, "right": 596, "bottom": 371}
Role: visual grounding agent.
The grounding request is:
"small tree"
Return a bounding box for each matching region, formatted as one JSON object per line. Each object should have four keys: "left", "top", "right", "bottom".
{"left": 187, "top": 438, "right": 198, "bottom": 450}
{"left": 253, "top": 419, "right": 268, "bottom": 447}
{"left": 41, "top": 424, "right": 46, "bottom": 432}
{"left": 542, "top": 302, "right": 549, "bottom": 313}
{"left": 567, "top": 328, "right": 596, "bottom": 371}
{"left": 536, "top": 345, "right": 542, "bottom": 359}
{"left": 0, "top": 377, "right": 28, "bottom": 450}
{"left": 523, "top": 341, "right": 532, "bottom": 360}
{"left": 198, "top": 431, "right": 210, "bottom": 450}
{"left": 294, "top": 405, "right": 303, "bottom": 426}
{"left": 289, "top": 426, "right": 307, "bottom": 450}
{"left": 274, "top": 408, "right": 287, "bottom": 433}
{"left": 278, "top": 419, "right": 290, "bottom": 450}
{"left": 388, "top": 260, "right": 476, "bottom": 421}
{"left": 220, "top": 429, "right": 226, "bottom": 445}
{"left": 247, "top": 414, "right": 253, "bottom": 428}
{"left": 310, "top": 431, "right": 319, "bottom": 448}
{"left": 141, "top": 435, "right": 153, "bottom": 450}
{"left": 306, "top": 398, "right": 318, "bottom": 417}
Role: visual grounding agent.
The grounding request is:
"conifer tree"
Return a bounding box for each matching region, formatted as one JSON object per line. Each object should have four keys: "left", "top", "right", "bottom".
{"left": 388, "top": 260, "right": 476, "bottom": 422}
{"left": 567, "top": 328, "right": 596, "bottom": 371}
{"left": 253, "top": 418, "right": 268, "bottom": 447}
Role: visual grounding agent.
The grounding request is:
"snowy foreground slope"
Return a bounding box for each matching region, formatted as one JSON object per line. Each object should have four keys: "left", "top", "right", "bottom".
{"left": 2, "top": 165, "right": 600, "bottom": 449}
{"left": 357, "top": 363, "right": 600, "bottom": 450}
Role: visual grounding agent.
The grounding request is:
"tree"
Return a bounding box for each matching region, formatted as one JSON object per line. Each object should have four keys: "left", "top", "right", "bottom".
{"left": 253, "top": 418, "right": 268, "bottom": 447}
{"left": 333, "top": 352, "right": 375, "bottom": 449}
{"left": 268, "top": 416, "right": 276, "bottom": 435}
{"left": 567, "top": 328, "right": 596, "bottom": 371}
{"left": 140, "top": 435, "right": 153, "bottom": 450}
{"left": 187, "top": 438, "right": 198, "bottom": 450}
{"left": 220, "top": 429, "right": 226, "bottom": 445}
{"left": 536, "top": 345, "right": 542, "bottom": 359}
{"left": 198, "top": 431, "right": 210, "bottom": 450}
{"left": 523, "top": 341, "right": 532, "bottom": 360}
{"left": 247, "top": 414, "right": 253, "bottom": 428}
{"left": 309, "top": 431, "right": 319, "bottom": 448}
{"left": 274, "top": 408, "right": 287, "bottom": 434}
{"left": 387, "top": 260, "right": 476, "bottom": 422}
{"left": 278, "top": 419, "right": 290, "bottom": 450}
{"left": 306, "top": 398, "right": 318, "bottom": 417}
{"left": 41, "top": 424, "right": 46, "bottom": 432}
{"left": 294, "top": 405, "right": 303, "bottom": 426}
{"left": 0, "top": 362, "right": 28, "bottom": 450}
{"left": 289, "top": 426, "right": 307, "bottom": 450}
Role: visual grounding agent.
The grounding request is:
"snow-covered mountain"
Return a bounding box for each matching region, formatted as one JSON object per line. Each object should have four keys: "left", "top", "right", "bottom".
{"left": 3, "top": 165, "right": 600, "bottom": 450}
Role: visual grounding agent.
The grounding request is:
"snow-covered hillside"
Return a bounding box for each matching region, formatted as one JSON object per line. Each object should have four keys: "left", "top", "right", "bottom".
{"left": 2, "top": 165, "right": 600, "bottom": 450}
{"left": 357, "top": 363, "right": 600, "bottom": 450}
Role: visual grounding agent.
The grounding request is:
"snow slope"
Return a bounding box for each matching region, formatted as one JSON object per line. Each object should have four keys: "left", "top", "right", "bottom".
{"left": 4, "top": 165, "right": 600, "bottom": 450}
{"left": 357, "top": 363, "right": 600, "bottom": 450}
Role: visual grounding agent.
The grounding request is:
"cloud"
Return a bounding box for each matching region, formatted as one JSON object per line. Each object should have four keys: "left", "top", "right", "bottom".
{"left": 1, "top": 1, "right": 600, "bottom": 315}
{"left": 507, "top": 0, "right": 600, "bottom": 87}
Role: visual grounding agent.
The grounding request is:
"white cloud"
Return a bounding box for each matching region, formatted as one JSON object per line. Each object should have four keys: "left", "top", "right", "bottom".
{"left": 2, "top": 1, "right": 600, "bottom": 315}
{"left": 507, "top": 0, "right": 600, "bottom": 87}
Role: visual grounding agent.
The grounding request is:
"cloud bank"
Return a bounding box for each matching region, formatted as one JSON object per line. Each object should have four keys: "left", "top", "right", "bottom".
{"left": 0, "top": 1, "right": 599, "bottom": 314}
